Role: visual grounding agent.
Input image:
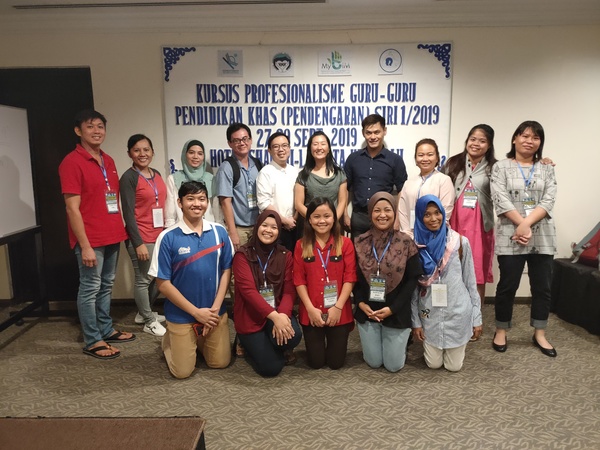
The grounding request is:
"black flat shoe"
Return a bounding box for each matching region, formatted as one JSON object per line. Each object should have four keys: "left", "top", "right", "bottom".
{"left": 533, "top": 335, "right": 557, "bottom": 357}
{"left": 492, "top": 332, "right": 507, "bottom": 353}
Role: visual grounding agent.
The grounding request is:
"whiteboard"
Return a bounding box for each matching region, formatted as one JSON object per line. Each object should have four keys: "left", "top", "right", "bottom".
{"left": 0, "top": 104, "right": 36, "bottom": 237}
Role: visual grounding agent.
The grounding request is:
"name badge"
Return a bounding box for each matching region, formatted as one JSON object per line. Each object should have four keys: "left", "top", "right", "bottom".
{"left": 105, "top": 191, "right": 119, "bottom": 214}
{"left": 152, "top": 207, "right": 164, "bottom": 228}
{"left": 409, "top": 209, "right": 415, "bottom": 229}
{"left": 431, "top": 284, "right": 447, "bottom": 307}
{"left": 247, "top": 192, "right": 257, "bottom": 209}
{"left": 323, "top": 280, "right": 338, "bottom": 308}
{"left": 260, "top": 285, "right": 275, "bottom": 308}
{"left": 462, "top": 189, "right": 478, "bottom": 209}
{"left": 369, "top": 275, "right": 386, "bottom": 302}
{"left": 523, "top": 198, "right": 536, "bottom": 217}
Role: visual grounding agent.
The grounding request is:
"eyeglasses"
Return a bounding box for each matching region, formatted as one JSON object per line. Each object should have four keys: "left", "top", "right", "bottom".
{"left": 230, "top": 136, "right": 251, "bottom": 145}
{"left": 270, "top": 144, "right": 290, "bottom": 151}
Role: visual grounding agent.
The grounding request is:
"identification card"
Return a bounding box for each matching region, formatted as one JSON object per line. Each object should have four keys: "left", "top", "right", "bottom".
{"left": 369, "top": 275, "right": 386, "bottom": 302}
{"left": 247, "top": 192, "right": 257, "bottom": 209}
{"left": 105, "top": 191, "right": 119, "bottom": 214}
{"left": 523, "top": 199, "right": 536, "bottom": 217}
{"left": 152, "top": 207, "right": 164, "bottom": 228}
{"left": 260, "top": 285, "right": 275, "bottom": 308}
{"left": 409, "top": 209, "right": 415, "bottom": 229}
{"left": 462, "top": 189, "right": 478, "bottom": 208}
{"left": 431, "top": 284, "right": 448, "bottom": 307}
{"left": 323, "top": 280, "right": 338, "bottom": 308}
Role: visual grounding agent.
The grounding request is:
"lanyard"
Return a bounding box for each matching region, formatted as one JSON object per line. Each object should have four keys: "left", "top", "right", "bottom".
{"left": 517, "top": 162, "right": 535, "bottom": 190}
{"left": 417, "top": 170, "right": 436, "bottom": 199}
{"left": 256, "top": 248, "right": 275, "bottom": 288}
{"left": 316, "top": 245, "right": 332, "bottom": 283}
{"left": 372, "top": 237, "right": 392, "bottom": 276}
{"left": 98, "top": 155, "right": 111, "bottom": 190}
{"left": 134, "top": 167, "right": 159, "bottom": 205}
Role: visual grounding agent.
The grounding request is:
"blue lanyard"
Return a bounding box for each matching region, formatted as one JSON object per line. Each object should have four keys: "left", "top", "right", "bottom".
{"left": 134, "top": 167, "right": 159, "bottom": 205}
{"left": 417, "top": 170, "right": 436, "bottom": 199}
{"left": 98, "top": 155, "right": 111, "bottom": 190}
{"left": 316, "top": 245, "right": 332, "bottom": 283}
{"left": 256, "top": 248, "right": 274, "bottom": 288}
{"left": 517, "top": 162, "right": 535, "bottom": 190}
{"left": 372, "top": 237, "right": 392, "bottom": 276}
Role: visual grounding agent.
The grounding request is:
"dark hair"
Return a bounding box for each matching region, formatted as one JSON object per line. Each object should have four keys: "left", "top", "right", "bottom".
{"left": 361, "top": 113, "right": 386, "bottom": 130}
{"left": 443, "top": 124, "right": 497, "bottom": 183}
{"left": 74, "top": 109, "right": 106, "bottom": 129}
{"left": 127, "top": 134, "right": 154, "bottom": 153}
{"left": 301, "top": 197, "right": 343, "bottom": 259}
{"left": 186, "top": 139, "right": 205, "bottom": 152}
{"left": 226, "top": 123, "right": 252, "bottom": 142}
{"left": 268, "top": 131, "right": 290, "bottom": 148}
{"left": 178, "top": 180, "right": 208, "bottom": 200}
{"left": 507, "top": 121, "right": 545, "bottom": 162}
{"left": 297, "top": 131, "right": 341, "bottom": 183}
{"left": 414, "top": 138, "right": 440, "bottom": 168}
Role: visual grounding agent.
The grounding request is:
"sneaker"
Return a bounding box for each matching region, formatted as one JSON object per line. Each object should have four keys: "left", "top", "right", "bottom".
{"left": 135, "top": 312, "right": 166, "bottom": 324}
{"left": 143, "top": 320, "right": 166, "bottom": 337}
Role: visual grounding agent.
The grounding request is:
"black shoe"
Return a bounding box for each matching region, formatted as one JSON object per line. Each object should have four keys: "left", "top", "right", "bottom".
{"left": 492, "top": 332, "right": 507, "bottom": 353}
{"left": 532, "top": 335, "right": 557, "bottom": 357}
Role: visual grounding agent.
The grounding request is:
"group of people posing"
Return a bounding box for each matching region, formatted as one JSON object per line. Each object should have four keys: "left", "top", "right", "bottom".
{"left": 58, "top": 110, "right": 558, "bottom": 379}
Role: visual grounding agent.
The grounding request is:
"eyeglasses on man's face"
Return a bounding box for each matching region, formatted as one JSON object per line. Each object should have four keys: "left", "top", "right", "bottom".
{"left": 230, "top": 136, "right": 251, "bottom": 146}
{"left": 270, "top": 144, "right": 290, "bottom": 151}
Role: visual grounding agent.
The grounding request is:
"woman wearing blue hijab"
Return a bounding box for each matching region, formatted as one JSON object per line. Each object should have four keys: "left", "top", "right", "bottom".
{"left": 411, "top": 195, "right": 482, "bottom": 371}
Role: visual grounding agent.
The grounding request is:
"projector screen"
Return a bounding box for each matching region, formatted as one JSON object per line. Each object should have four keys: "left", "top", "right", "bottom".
{"left": 0, "top": 104, "right": 36, "bottom": 237}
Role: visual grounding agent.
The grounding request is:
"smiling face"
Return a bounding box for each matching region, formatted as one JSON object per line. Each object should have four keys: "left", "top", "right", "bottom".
{"left": 466, "top": 129, "right": 490, "bottom": 164}
{"left": 178, "top": 191, "right": 209, "bottom": 222}
{"left": 186, "top": 145, "right": 205, "bottom": 169}
{"left": 371, "top": 199, "right": 395, "bottom": 232}
{"left": 128, "top": 138, "right": 154, "bottom": 170}
{"left": 362, "top": 123, "right": 387, "bottom": 153}
{"left": 75, "top": 118, "right": 106, "bottom": 150}
{"left": 257, "top": 216, "right": 279, "bottom": 245}
{"left": 268, "top": 135, "right": 290, "bottom": 167}
{"left": 415, "top": 143, "right": 439, "bottom": 176}
{"left": 310, "top": 134, "right": 330, "bottom": 162}
{"left": 423, "top": 204, "right": 443, "bottom": 232}
{"left": 513, "top": 127, "right": 541, "bottom": 163}
{"left": 308, "top": 204, "right": 335, "bottom": 238}
{"left": 228, "top": 128, "right": 252, "bottom": 159}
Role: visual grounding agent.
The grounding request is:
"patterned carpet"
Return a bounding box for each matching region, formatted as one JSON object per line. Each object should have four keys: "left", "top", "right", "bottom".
{"left": 1, "top": 304, "right": 599, "bottom": 449}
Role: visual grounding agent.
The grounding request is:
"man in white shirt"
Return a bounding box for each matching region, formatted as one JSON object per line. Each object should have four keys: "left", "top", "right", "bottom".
{"left": 256, "top": 132, "right": 299, "bottom": 251}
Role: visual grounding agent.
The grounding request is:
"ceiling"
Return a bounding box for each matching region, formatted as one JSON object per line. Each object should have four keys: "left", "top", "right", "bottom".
{"left": 1, "top": 0, "right": 599, "bottom": 33}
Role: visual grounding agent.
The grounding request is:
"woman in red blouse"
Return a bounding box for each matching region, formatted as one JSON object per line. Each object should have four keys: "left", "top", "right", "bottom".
{"left": 233, "top": 210, "right": 302, "bottom": 376}
{"left": 294, "top": 197, "right": 357, "bottom": 369}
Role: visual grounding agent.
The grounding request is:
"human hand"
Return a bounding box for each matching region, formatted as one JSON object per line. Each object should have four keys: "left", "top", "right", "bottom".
{"left": 372, "top": 306, "right": 392, "bottom": 321}
{"left": 271, "top": 313, "right": 293, "bottom": 345}
{"left": 194, "top": 307, "right": 220, "bottom": 328}
{"left": 359, "top": 302, "right": 380, "bottom": 322}
{"left": 308, "top": 306, "right": 325, "bottom": 327}
{"left": 136, "top": 244, "right": 149, "bottom": 261}
{"left": 81, "top": 246, "right": 97, "bottom": 267}
{"left": 282, "top": 216, "right": 296, "bottom": 231}
{"left": 412, "top": 327, "right": 425, "bottom": 341}
{"left": 326, "top": 306, "right": 342, "bottom": 326}
{"left": 472, "top": 325, "right": 483, "bottom": 340}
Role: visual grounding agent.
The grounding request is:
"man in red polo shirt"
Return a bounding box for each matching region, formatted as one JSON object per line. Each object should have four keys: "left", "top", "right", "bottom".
{"left": 59, "top": 109, "right": 135, "bottom": 359}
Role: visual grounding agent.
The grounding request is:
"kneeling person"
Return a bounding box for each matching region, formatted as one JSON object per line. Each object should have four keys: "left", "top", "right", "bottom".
{"left": 149, "top": 181, "right": 234, "bottom": 379}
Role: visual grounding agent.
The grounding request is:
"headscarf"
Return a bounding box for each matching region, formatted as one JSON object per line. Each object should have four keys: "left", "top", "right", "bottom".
{"left": 414, "top": 194, "right": 447, "bottom": 276}
{"left": 237, "top": 210, "right": 288, "bottom": 300}
{"left": 355, "top": 192, "right": 418, "bottom": 294}
{"left": 172, "top": 139, "right": 213, "bottom": 197}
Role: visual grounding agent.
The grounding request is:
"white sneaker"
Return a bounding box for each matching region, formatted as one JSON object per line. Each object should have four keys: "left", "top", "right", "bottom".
{"left": 143, "top": 320, "right": 167, "bottom": 337}
{"left": 135, "top": 312, "right": 166, "bottom": 324}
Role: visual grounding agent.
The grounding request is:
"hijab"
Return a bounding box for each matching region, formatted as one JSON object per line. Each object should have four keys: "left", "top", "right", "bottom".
{"left": 414, "top": 194, "right": 447, "bottom": 276}
{"left": 355, "top": 192, "right": 418, "bottom": 294}
{"left": 173, "top": 139, "right": 213, "bottom": 197}
{"left": 237, "top": 210, "right": 288, "bottom": 300}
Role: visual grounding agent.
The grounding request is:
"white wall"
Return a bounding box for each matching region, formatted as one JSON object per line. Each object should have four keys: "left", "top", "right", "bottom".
{"left": 1, "top": 25, "right": 598, "bottom": 298}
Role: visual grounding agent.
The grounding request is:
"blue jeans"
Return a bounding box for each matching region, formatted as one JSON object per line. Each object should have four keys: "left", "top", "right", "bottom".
{"left": 126, "top": 241, "right": 158, "bottom": 325}
{"left": 357, "top": 321, "right": 411, "bottom": 372}
{"left": 495, "top": 254, "right": 553, "bottom": 329}
{"left": 74, "top": 243, "right": 120, "bottom": 347}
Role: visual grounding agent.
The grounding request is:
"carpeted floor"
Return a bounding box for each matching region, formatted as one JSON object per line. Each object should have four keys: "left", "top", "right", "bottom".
{"left": 1, "top": 304, "right": 599, "bottom": 449}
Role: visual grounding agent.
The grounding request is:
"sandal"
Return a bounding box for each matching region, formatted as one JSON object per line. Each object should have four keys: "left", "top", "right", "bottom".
{"left": 83, "top": 345, "right": 120, "bottom": 359}
{"left": 105, "top": 331, "right": 136, "bottom": 343}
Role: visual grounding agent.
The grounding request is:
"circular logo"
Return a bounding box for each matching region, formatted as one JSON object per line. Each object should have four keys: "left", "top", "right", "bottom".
{"left": 272, "top": 52, "right": 292, "bottom": 73}
{"left": 379, "top": 49, "right": 402, "bottom": 73}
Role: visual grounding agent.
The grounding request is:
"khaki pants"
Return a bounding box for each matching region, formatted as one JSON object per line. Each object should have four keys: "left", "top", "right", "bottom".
{"left": 162, "top": 312, "right": 231, "bottom": 379}
{"left": 423, "top": 341, "right": 467, "bottom": 372}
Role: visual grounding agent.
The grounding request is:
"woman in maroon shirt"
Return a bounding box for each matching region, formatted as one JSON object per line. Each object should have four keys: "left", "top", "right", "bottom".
{"left": 233, "top": 210, "right": 302, "bottom": 376}
{"left": 294, "top": 197, "right": 357, "bottom": 369}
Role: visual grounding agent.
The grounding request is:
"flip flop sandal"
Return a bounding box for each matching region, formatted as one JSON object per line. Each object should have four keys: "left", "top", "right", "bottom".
{"left": 83, "top": 345, "right": 120, "bottom": 359}
{"left": 105, "top": 331, "right": 137, "bottom": 343}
